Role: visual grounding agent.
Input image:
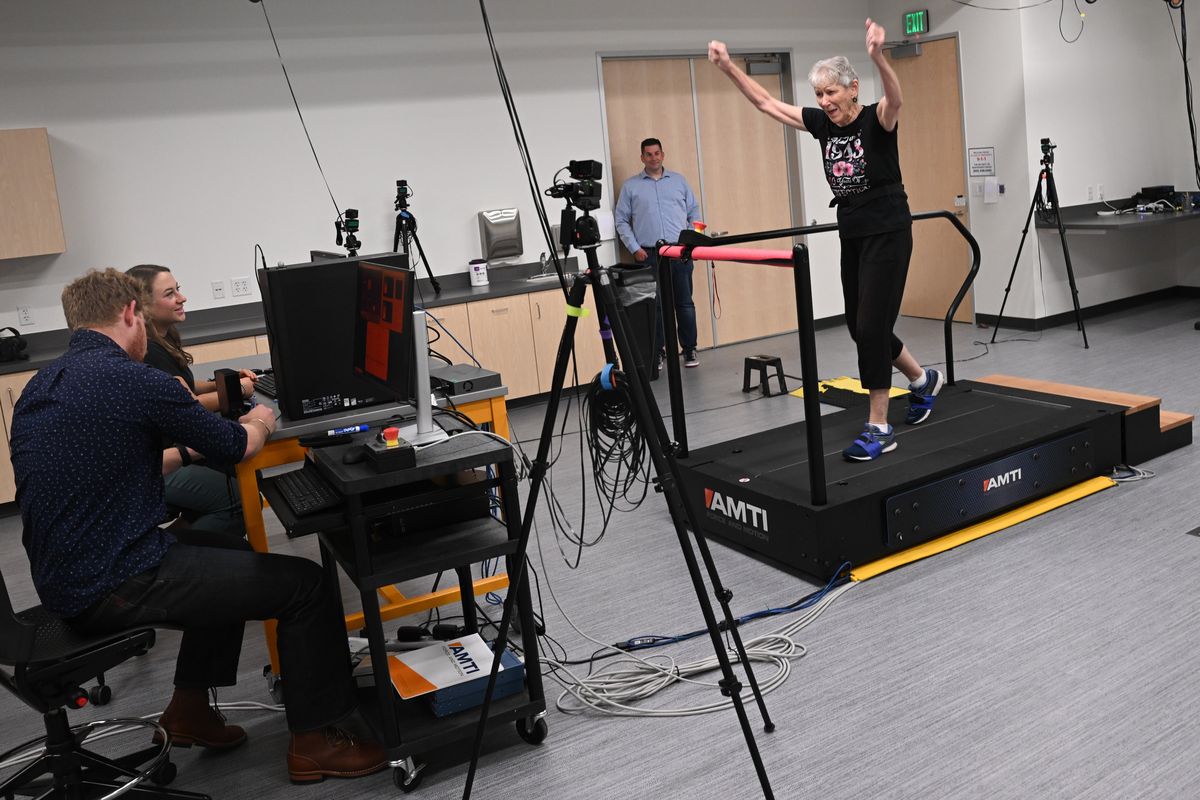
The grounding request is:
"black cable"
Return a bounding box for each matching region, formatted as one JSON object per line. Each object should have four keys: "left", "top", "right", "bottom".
{"left": 251, "top": 0, "right": 344, "bottom": 225}
{"left": 1175, "top": 2, "right": 1200, "bottom": 191}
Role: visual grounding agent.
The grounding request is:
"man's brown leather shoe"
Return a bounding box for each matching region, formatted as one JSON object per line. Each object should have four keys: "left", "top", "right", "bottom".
{"left": 287, "top": 727, "right": 387, "bottom": 784}
{"left": 153, "top": 688, "right": 247, "bottom": 750}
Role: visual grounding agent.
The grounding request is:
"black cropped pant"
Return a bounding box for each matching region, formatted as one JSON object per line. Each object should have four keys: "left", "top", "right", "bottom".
{"left": 840, "top": 227, "right": 914, "bottom": 390}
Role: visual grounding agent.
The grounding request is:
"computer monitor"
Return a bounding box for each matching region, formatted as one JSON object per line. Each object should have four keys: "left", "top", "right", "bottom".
{"left": 257, "top": 252, "right": 409, "bottom": 420}
{"left": 310, "top": 250, "right": 347, "bottom": 261}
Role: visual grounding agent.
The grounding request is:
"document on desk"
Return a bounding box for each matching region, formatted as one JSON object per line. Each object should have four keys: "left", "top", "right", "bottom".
{"left": 374, "top": 634, "right": 505, "bottom": 699}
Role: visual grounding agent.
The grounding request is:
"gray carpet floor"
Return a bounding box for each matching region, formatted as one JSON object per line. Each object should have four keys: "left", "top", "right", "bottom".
{"left": 1, "top": 298, "right": 1197, "bottom": 799}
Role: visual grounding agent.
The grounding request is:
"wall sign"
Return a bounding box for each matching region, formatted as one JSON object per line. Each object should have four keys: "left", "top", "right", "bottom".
{"left": 968, "top": 147, "right": 996, "bottom": 177}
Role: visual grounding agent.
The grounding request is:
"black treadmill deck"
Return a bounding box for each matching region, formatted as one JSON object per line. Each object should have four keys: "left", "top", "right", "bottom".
{"left": 676, "top": 380, "right": 1125, "bottom": 581}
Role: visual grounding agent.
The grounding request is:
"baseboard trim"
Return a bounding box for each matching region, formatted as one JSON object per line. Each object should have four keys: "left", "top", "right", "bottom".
{"left": 977, "top": 285, "right": 1200, "bottom": 332}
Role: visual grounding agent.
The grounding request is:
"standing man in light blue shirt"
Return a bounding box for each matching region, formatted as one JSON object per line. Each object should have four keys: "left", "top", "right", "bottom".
{"left": 614, "top": 138, "right": 702, "bottom": 369}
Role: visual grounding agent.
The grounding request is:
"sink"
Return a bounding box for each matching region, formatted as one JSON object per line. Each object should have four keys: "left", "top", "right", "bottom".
{"left": 524, "top": 273, "right": 564, "bottom": 283}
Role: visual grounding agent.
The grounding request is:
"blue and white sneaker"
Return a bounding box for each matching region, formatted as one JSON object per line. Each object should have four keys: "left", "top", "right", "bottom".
{"left": 843, "top": 425, "right": 897, "bottom": 462}
{"left": 905, "top": 368, "right": 945, "bottom": 425}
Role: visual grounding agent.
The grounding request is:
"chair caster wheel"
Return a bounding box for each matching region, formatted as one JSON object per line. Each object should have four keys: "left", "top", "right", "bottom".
{"left": 88, "top": 684, "right": 112, "bottom": 706}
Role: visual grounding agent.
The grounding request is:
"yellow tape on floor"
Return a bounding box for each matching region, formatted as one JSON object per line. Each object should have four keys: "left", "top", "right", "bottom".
{"left": 790, "top": 376, "right": 907, "bottom": 399}
{"left": 850, "top": 476, "right": 1116, "bottom": 582}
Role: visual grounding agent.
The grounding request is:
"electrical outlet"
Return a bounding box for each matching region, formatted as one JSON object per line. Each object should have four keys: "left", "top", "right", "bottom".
{"left": 1098, "top": 184, "right": 1104, "bottom": 201}
{"left": 16, "top": 306, "right": 34, "bottom": 326}
{"left": 230, "top": 277, "right": 252, "bottom": 297}
{"left": 1087, "top": 185, "right": 1095, "bottom": 202}
{"left": 211, "top": 280, "right": 226, "bottom": 300}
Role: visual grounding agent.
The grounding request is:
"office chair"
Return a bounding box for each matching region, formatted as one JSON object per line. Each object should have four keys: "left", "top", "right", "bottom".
{"left": 0, "top": 568, "right": 210, "bottom": 800}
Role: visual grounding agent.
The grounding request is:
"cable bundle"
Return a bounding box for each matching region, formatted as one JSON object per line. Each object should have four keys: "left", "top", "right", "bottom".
{"left": 585, "top": 370, "right": 651, "bottom": 531}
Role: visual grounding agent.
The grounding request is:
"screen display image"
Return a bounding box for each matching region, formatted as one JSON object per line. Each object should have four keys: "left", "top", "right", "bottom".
{"left": 353, "top": 260, "right": 416, "bottom": 403}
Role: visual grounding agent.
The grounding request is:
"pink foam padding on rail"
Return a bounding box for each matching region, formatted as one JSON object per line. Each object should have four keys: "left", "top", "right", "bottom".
{"left": 657, "top": 245, "right": 794, "bottom": 266}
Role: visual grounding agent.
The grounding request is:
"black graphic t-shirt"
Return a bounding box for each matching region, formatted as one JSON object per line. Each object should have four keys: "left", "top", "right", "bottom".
{"left": 802, "top": 103, "right": 910, "bottom": 239}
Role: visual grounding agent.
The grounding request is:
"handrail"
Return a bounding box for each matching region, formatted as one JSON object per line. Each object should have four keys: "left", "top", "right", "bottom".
{"left": 658, "top": 210, "right": 981, "bottom": 505}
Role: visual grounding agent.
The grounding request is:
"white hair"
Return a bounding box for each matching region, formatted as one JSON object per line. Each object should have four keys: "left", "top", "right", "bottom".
{"left": 808, "top": 56, "right": 859, "bottom": 90}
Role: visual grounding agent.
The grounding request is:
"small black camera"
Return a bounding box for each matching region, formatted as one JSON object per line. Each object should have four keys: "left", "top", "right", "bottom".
{"left": 342, "top": 208, "right": 360, "bottom": 232}
{"left": 546, "top": 160, "right": 604, "bottom": 212}
{"left": 395, "top": 180, "right": 411, "bottom": 211}
{"left": 1040, "top": 138, "right": 1056, "bottom": 167}
{"left": 568, "top": 160, "right": 603, "bottom": 181}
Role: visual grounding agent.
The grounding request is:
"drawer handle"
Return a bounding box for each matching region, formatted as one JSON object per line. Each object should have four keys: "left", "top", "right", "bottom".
{"left": 491, "top": 308, "right": 509, "bottom": 315}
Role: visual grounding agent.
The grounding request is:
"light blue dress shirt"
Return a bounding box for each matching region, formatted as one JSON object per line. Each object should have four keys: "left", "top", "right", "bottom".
{"left": 613, "top": 169, "right": 701, "bottom": 254}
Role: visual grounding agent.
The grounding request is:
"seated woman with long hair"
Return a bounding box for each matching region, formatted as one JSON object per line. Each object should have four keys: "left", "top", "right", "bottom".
{"left": 127, "top": 264, "right": 257, "bottom": 533}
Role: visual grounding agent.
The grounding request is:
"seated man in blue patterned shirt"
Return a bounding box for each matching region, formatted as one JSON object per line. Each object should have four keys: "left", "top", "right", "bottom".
{"left": 10, "top": 268, "right": 386, "bottom": 785}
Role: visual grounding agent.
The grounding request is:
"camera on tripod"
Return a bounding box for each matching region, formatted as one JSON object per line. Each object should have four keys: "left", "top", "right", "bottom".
{"left": 546, "top": 160, "right": 604, "bottom": 211}
{"left": 1040, "top": 137, "right": 1056, "bottom": 168}
{"left": 335, "top": 208, "right": 361, "bottom": 255}
{"left": 545, "top": 160, "right": 605, "bottom": 254}
{"left": 394, "top": 180, "right": 411, "bottom": 211}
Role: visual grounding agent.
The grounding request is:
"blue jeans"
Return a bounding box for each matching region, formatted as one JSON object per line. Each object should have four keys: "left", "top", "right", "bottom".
{"left": 70, "top": 530, "right": 356, "bottom": 732}
{"left": 645, "top": 251, "right": 698, "bottom": 352}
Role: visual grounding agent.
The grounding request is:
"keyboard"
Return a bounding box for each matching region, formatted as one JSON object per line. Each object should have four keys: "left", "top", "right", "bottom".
{"left": 255, "top": 371, "right": 277, "bottom": 398}
{"left": 273, "top": 466, "right": 342, "bottom": 517}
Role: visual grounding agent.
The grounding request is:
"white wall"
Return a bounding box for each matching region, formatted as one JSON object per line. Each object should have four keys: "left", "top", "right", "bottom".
{"left": 869, "top": 0, "right": 1199, "bottom": 318}
{"left": 0, "top": 0, "right": 868, "bottom": 333}
{"left": 2, "top": 0, "right": 1194, "bottom": 333}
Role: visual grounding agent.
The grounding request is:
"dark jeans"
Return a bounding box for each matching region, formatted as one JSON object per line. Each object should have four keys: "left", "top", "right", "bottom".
{"left": 644, "top": 251, "right": 698, "bottom": 352}
{"left": 840, "top": 227, "right": 914, "bottom": 390}
{"left": 70, "top": 530, "right": 355, "bottom": 732}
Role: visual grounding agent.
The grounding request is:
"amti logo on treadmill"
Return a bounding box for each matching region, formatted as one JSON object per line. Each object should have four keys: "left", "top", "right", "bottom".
{"left": 983, "top": 468, "right": 1022, "bottom": 493}
{"left": 704, "top": 489, "right": 769, "bottom": 533}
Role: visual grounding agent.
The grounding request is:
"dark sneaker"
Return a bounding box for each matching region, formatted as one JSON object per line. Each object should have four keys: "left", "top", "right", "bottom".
{"left": 683, "top": 349, "right": 700, "bottom": 368}
{"left": 843, "top": 426, "right": 897, "bottom": 462}
{"left": 905, "top": 368, "right": 945, "bottom": 425}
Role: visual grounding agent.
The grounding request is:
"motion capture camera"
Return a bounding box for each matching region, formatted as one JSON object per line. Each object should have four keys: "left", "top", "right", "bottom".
{"left": 335, "top": 208, "right": 362, "bottom": 255}
{"left": 546, "top": 159, "right": 604, "bottom": 212}
{"left": 1039, "top": 137, "right": 1056, "bottom": 167}
{"left": 394, "top": 180, "right": 411, "bottom": 211}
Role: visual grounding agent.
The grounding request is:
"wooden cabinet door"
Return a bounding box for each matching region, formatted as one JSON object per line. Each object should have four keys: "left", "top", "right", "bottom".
{"left": 254, "top": 335, "right": 271, "bottom": 355}
{"left": 186, "top": 337, "right": 259, "bottom": 379}
{"left": 529, "top": 288, "right": 608, "bottom": 393}
{"left": 0, "top": 370, "right": 37, "bottom": 504}
{"left": 425, "top": 304, "right": 475, "bottom": 366}
{"left": 465, "top": 295, "right": 539, "bottom": 399}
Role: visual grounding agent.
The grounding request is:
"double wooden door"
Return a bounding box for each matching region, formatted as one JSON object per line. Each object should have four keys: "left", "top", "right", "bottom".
{"left": 601, "top": 56, "right": 799, "bottom": 347}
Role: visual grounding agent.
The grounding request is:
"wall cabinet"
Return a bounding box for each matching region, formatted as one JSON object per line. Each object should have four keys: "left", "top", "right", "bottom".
{"left": 0, "top": 128, "right": 67, "bottom": 260}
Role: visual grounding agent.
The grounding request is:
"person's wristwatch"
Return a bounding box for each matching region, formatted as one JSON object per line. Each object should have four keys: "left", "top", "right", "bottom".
{"left": 175, "top": 444, "right": 192, "bottom": 467}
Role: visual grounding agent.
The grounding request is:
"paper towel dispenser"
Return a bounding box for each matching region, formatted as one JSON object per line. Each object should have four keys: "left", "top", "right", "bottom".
{"left": 478, "top": 208, "right": 522, "bottom": 260}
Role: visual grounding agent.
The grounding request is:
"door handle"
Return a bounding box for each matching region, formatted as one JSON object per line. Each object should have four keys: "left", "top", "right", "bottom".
{"left": 491, "top": 307, "right": 509, "bottom": 315}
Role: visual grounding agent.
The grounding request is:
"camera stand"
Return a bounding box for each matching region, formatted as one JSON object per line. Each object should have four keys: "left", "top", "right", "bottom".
{"left": 991, "top": 154, "right": 1089, "bottom": 347}
{"left": 393, "top": 182, "right": 442, "bottom": 294}
{"left": 461, "top": 223, "right": 776, "bottom": 800}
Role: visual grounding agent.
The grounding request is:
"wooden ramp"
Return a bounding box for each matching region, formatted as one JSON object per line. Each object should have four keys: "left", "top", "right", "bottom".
{"left": 976, "top": 374, "right": 1193, "bottom": 464}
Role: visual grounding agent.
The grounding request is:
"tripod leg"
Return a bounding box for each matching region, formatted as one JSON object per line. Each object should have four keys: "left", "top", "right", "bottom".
{"left": 592, "top": 268, "right": 776, "bottom": 799}
{"left": 1045, "top": 174, "right": 1088, "bottom": 347}
{"left": 991, "top": 181, "right": 1042, "bottom": 343}
{"left": 461, "top": 275, "right": 590, "bottom": 800}
{"left": 409, "top": 230, "right": 443, "bottom": 295}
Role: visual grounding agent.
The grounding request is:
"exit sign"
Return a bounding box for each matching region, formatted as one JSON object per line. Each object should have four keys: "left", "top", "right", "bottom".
{"left": 904, "top": 9, "right": 930, "bottom": 36}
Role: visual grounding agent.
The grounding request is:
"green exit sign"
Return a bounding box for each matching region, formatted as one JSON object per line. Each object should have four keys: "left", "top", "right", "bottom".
{"left": 904, "top": 9, "right": 930, "bottom": 36}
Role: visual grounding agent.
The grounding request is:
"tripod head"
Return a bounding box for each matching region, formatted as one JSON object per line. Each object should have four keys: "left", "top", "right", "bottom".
{"left": 545, "top": 159, "right": 604, "bottom": 258}
{"left": 335, "top": 208, "right": 361, "bottom": 256}
{"left": 1039, "top": 137, "right": 1057, "bottom": 169}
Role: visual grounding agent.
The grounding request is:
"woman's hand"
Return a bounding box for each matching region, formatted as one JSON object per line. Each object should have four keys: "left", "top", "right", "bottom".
{"left": 865, "top": 18, "right": 886, "bottom": 59}
{"left": 240, "top": 377, "right": 255, "bottom": 399}
{"left": 708, "top": 40, "right": 732, "bottom": 71}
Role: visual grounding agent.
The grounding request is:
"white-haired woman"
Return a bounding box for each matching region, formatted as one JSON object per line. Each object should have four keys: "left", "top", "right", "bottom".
{"left": 709, "top": 19, "right": 944, "bottom": 462}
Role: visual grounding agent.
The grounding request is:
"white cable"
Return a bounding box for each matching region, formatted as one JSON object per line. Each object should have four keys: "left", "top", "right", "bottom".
{"left": 413, "top": 428, "right": 515, "bottom": 451}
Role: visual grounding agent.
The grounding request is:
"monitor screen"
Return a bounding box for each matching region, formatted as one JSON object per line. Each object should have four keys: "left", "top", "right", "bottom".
{"left": 257, "top": 252, "right": 409, "bottom": 420}
{"left": 353, "top": 260, "right": 416, "bottom": 403}
{"left": 310, "top": 250, "right": 347, "bottom": 261}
